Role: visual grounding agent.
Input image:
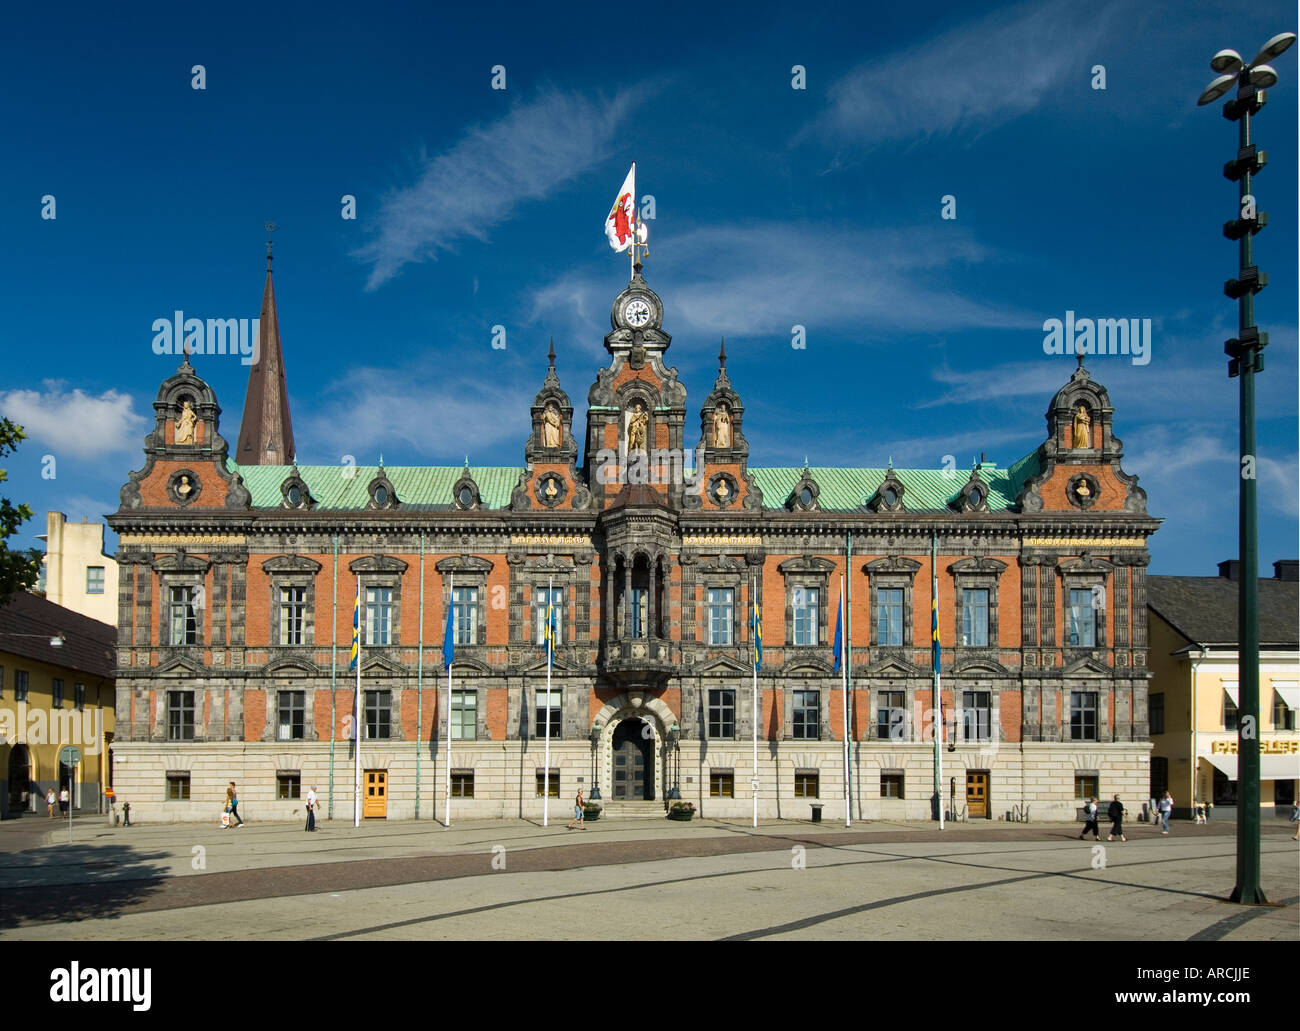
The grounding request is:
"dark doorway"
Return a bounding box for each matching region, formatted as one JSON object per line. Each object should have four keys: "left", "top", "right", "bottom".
{"left": 7, "top": 745, "right": 32, "bottom": 814}
{"left": 612, "top": 718, "right": 654, "bottom": 800}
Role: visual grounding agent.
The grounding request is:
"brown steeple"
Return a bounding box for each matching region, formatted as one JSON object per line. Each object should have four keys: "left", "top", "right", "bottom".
{"left": 236, "top": 226, "right": 295, "bottom": 466}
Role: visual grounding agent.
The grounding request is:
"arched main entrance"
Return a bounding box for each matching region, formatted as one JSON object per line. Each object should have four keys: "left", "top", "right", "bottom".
{"left": 8, "top": 745, "right": 32, "bottom": 814}
{"left": 611, "top": 718, "right": 655, "bottom": 801}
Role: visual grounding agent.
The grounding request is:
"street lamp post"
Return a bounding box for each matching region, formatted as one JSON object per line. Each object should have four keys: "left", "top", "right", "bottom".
{"left": 1198, "top": 30, "right": 1295, "bottom": 906}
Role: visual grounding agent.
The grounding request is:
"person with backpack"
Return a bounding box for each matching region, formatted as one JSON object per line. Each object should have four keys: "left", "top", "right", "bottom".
{"left": 1078, "top": 797, "right": 1100, "bottom": 840}
{"left": 1106, "top": 795, "right": 1127, "bottom": 842}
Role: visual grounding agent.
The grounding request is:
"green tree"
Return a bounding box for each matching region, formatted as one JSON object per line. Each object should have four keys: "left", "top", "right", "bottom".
{"left": 0, "top": 418, "right": 42, "bottom": 605}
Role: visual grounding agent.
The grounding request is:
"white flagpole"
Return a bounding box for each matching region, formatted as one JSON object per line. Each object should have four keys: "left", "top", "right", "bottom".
{"left": 354, "top": 577, "right": 362, "bottom": 828}
{"left": 544, "top": 574, "right": 552, "bottom": 827}
{"left": 752, "top": 574, "right": 759, "bottom": 830}
{"left": 446, "top": 573, "right": 453, "bottom": 828}
{"left": 841, "top": 574, "right": 850, "bottom": 828}
{"left": 629, "top": 162, "right": 636, "bottom": 279}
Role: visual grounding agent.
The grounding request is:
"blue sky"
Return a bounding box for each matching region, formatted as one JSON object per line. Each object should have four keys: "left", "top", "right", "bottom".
{"left": 0, "top": 0, "right": 1295, "bottom": 576}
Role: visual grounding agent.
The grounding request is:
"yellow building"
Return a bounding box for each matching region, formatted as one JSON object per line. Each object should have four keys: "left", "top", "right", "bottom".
{"left": 37, "top": 511, "right": 119, "bottom": 628}
{"left": 1147, "top": 560, "right": 1299, "bottom": 821}
{"left": 0, "top": 590, "right": 116, "bottom": 818}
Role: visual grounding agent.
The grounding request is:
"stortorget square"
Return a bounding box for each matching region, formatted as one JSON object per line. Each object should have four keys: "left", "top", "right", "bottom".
{"left": 0, "top": 0, "right": 1295, "bottom": 988}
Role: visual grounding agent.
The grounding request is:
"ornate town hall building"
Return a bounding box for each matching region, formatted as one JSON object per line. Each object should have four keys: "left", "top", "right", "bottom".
{"left": 108, "top": 258, "right": 1159, "bottom": 822}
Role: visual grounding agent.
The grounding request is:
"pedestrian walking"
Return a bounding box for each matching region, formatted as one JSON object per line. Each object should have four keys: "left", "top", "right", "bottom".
{"left": 1106, "top": 794, "right": 1127, "bottom": 842}
{"left": 1078, "top": 797, "right": 1100, "bottom": 840}
{"left": 45, "top": 788, "right": 56, "bottom": 818}
{"left": 305, "top": 785, "right": 318, "bottom": 831}
{"left": 1290, "top": 802, "right": 1298, "bottom": 841}
{"left": 566, "top": 788, "right": 585, "bottom": 830}
{"left": 58, "top": 787, "right": 69, "bottom": 815}
{"left": 226, "top": 782, "right": 243, "bottom": 827}
{"left": 1158, "top": 791, "right": 1174, "bottom": 834}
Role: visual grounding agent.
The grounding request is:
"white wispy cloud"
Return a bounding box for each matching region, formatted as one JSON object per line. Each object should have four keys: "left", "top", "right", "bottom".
{"left": 800, "top": 0, "right": 1118, "bottom": 147}
{"left": 531, "top": 222, "right": 1036, "bottom": 340}
{"left": 0, "top": 382, "right": 148, "bottom": 461}
{"left": 357, "top": 86, "right": 654, "bottom": 289}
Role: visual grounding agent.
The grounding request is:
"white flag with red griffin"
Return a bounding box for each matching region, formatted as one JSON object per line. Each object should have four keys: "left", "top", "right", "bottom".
{"left": 605, "top": 163, "right": 647, "bottom": 251}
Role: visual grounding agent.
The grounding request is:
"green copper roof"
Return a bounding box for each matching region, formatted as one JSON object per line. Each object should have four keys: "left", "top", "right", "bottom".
{"left": 231, "top": 453, "right": 1040, "bottom": 512}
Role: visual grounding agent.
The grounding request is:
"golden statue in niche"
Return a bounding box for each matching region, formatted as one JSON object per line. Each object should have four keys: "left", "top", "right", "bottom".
{"left": 541, "top": 404, "right": 562, "bottom": 448}
{"left": 1072, "top": 405, "right": 1091, "bottom": 449}
{"left": 713, "top": 405, "right": 732, "bottom": 448}
{"left": 627, "top": 402, "right": 648, "bottom": 451}
{"left": 175, "top": 401, "right": 196, "bottom": 445}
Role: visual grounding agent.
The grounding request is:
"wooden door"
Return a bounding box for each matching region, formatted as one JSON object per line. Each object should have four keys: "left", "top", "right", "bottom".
{"left": 611, "top": 720, "right": 649, "bottom": 800}
{"left": 363, "top": 769, "right": 388, "bottom": 818}
{"left": 966, "top": 771, "right": 988, "bottom": 819}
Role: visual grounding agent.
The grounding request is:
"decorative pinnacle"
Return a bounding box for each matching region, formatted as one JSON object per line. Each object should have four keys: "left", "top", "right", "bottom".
{"left": 547, "top": 337, "right": 555, "bottom": 368}
{"left": 718, "top": 339, "right": 727, "bottom": 367}
{"left": 378, "top": 453, "right": 384, "bottom": 469}
{"left": 1076, "top": 349, "right": 1085, "bottom": 369}
{"left": 265, "top": 221, "right": 277, "bottom": 270}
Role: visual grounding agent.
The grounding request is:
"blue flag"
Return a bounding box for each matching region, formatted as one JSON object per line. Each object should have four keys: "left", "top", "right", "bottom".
{"left": 348, "top": 582, "right": 360, "bottom": 671}
{"left": 544, "top": 597, "right": 556, "bottom": 669}
{"left": 751, "top": 599, "right": 763, "bottom": 672}
{"left": 442, "top": 592, "right": 455, "bottom": 668}
{"left": 832, "top": 597, "right": 844, "bottom": 674}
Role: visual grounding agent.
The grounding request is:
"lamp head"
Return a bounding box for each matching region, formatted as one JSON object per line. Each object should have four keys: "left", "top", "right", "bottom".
{"left": 1249, "top": 32, "right": 1296, "bottom": 68}
{"left": 1197, "top": 72, "right": 1237, "bottom": 106}
{"left": 1249, "top": 64, "right": 1279, "bottom": 88}
{"left": 1210, "top": 48, "right": 1243, "bottom": 74}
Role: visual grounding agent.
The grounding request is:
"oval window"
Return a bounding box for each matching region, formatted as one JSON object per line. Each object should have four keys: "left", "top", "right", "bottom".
{"left": 287, "top": 485, "right": 302, "bottom": 506}
{"left": 799, "top": 487, "right": 813, "bottom": 507}
{"left": 374, "top": 486, "right": 388, "bottom": 505}
{"left": 883, "top": 487, "right": 898, "bottom": 507}
{"left": 969, "top": 488, "right": 982, "bottom": 507}
{"left": 458, "top": 486, "right": 473, "bottom": 507}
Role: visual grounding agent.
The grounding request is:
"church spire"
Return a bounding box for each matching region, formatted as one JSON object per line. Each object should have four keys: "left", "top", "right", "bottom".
{"left": 236, "top": 224, "right": 295, "bottom": 465}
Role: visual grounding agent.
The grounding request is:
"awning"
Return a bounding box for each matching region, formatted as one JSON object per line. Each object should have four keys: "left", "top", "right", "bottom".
{"left": 1222, "top": 681, "right": 1239, "bottom": 706}
{"left": 1273, "top": 681, "right": 1299, "bottom": 711}
{"left": 1200, "top": 753, "right": 1300, "bottom": 781}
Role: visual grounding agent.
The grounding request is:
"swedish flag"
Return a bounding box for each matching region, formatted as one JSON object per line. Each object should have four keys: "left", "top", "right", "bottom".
{"left": 751, "top": 598, "right": 763, "bottom": 672}
{"left": 931, "top": 584, "right": 940, "bottom": 674}
{"left": 544, "top": 596, "right": 557, "bottom": 669}
{"left": 348, "top": 581, "right": 360, "bottom": 671}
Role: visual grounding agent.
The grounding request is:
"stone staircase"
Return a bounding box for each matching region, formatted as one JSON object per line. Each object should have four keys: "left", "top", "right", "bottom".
{"left": 596, "top": 800, "right": 667, "bottom": 820}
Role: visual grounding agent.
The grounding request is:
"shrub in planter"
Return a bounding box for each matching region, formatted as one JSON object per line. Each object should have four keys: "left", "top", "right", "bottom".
{"left": 667, "top": 801, "right": 696, "bottom": 821}
{"left": 582, "top": 804, "right": 602, "bottom": 821}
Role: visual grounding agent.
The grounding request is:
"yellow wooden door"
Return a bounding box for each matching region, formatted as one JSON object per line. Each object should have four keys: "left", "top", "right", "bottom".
{"left": 966, "top": 772, "right": 988, "bottom": 819}
{"left": 363, "top": 769, "right": 388, "bottom": 818}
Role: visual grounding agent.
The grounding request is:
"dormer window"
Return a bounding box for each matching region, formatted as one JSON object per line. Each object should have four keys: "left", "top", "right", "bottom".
{"left": 458, "top": 485, "right": 473, "bottom": 507}
{"left": 287, "top": 484, "right": 302, "bottom": 506}
{"left": 367, "top": 471, "right": 398, "bottom": 510}
{"left": 374, "top": 485, "right": 388, "bottom": 505}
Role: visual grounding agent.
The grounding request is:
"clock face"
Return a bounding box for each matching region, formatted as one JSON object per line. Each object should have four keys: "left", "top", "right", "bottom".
{"left": 623, "top": 298, "right": 651, "bottom": 328}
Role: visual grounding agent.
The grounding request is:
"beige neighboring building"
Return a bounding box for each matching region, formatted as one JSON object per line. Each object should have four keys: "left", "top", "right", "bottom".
{"left": 38, "top": 512, "right": 118, "bottom": 627}
{"left": 1147, "top": 560, "right": 1299, "bottom": 821}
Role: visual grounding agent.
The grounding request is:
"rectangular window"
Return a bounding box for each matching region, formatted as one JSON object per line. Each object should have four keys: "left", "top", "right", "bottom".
{"left": 167, "top": 691, "right": 195, "bottom": 741}
{"left": 707, "top": 689, "right": 735, "bottom": 738}
{"left": 451, "top": 689, "right": 477, "bottom": 740}
{"left": 1074, "top": 773, "right": 1099, "bottom": 799}
{"left": 364, "top": 689, "right": 391, "bottom": 740}
{"left": 535, "top": 769, "right": 559, "bottom": 798}
{"left": 877, "top": 588, "right": 903, "bottom": 647}
{"left": 709, "top": 769, "right": 734, "bottom": 798}
{"left": 877, "top": 690, "right": 906, "bottom": 740}
{"left": 169, "top": 585, "right": 200, "bottom": 645}
{"left": 279, "top": 586, "right": 307, "bottom": 645}
{"left": 52, "top": 678, "right": 64, "bottom": 708}
{"left": 794, "top": 769, "right": 819, "bottom": 798}
{"left": 535, "top": 586, "right": 564, "bottom": 646}
{"left": 278, "top": 691, "right": 305, "bottom": 741}
{"left": 793, "top": 587, "right": 820, "bottom": 646}
{"left": 961, "top": 690, "right": 991, "bottom": 742}
{"left": 1149, "top": 757, "right": 1168, "bottom": 799}
{"left": 451, "top": 770, "right": 475, "bottom": 798}
{"left": 792, "top": 690, "right": 820, "bottom": 740}
{"left": 15, "top": 669, "right": 28, "bottom": 702}
{"left": 1272, "top": 690, "right": 1297, "bottom": 732}
{"left": 707, "top": 588, "right": 734, "bottom": 646}
{"left": 1224, "top": 690, "right": 1238, "bottom": 732}
{"left": 535, "top": 687, "right": 561, "bottom": 739}
{"left": 1070, "top": 691, "right": 1098, "bottom": 741}
{"left": 1067, "top": 589, "right": 1096, "bottom": 647}
{"left": 453, "top": 586, "right": 478, "bottom": 646}
{"left": 366, "top": 587, "right": 393, "bottom": 646}
{"left": 961, "top": 588, "right": 989, "bottom": 647}
{"left": 74, "top": 683, "right": 85, "bottom": 710}
{"left": 631, "top": 587, "right": 647, "bottom": 638}
{"left": 166, "top": 772, "right": 190, "bottom": 800}
{"left": 881, "top": 772, "right": 905, "bottom": 799}
{"left": 1150, "top": 692, "right": 1165, "bottom": 735}
{"left": 1212, "top": 767, "right": 1236, "bottom": 806}
{"left": 86, "top": 566, "right": 105, "bottom": 594}
{"left": 277, "top": 772, "right": 301, "bottom": 800}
